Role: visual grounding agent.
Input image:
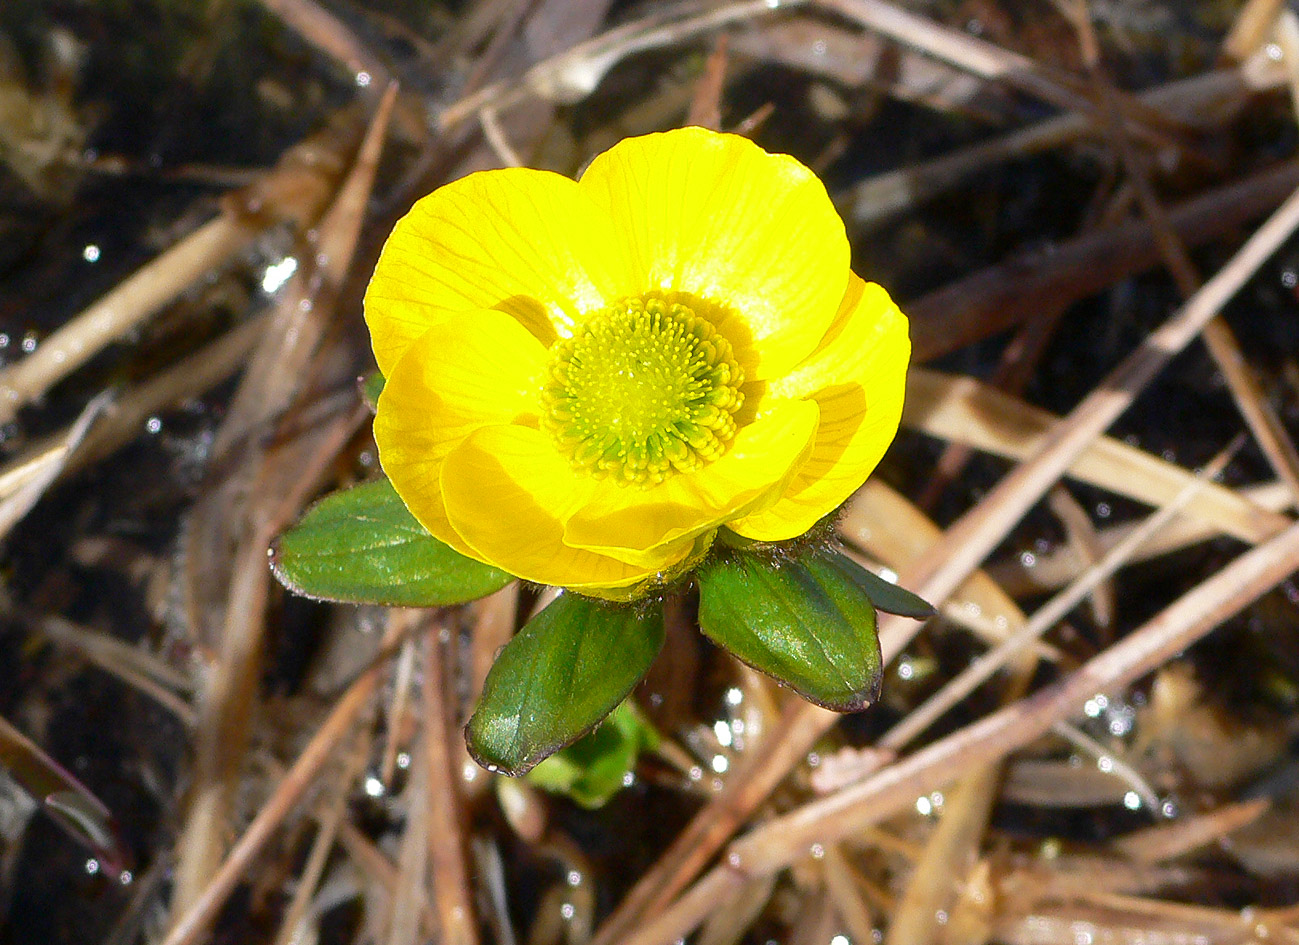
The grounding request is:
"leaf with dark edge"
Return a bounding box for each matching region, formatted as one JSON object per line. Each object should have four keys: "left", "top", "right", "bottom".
{"left": 466, "top": 593, "right": 665, "bottom": 776}
{"left": 696, "top": 549, "right": 882, "bottom": 711}
{"left": 271, "top": 478, "right": 512, "bottom": 607}
{"left": 833, "top": 549, "right": 935, "bottom": 618}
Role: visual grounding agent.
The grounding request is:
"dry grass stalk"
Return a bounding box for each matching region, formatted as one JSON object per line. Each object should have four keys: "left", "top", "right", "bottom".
{"left": 1223, "top": 0, "right": 1289, "bottom": 61}
{"left": 270, "top": 738, "right": 367, "bottom": 945}
{"left": 170, "top": 86, "right": 397, "bottom": 918}
{"left": 1068, "top": 4, "right": 1299, "bottom": 509}
{"left": 422, "top": 619, "right": 480, "bottom": 945}
{"left": 839, "top": 482, "right": 1048, "bottom": 657}
{"left": 609, "top": 517, "right": 1299, "bottom": 945}
{"left": 0, "top": 112, "right": 352, "bottom": 426}
{"left": 988, "top": 478, "right": 1294, "bottom": 595}
{"left": 159, "top": 611, "right": 411, "bottom": 945}
{"left": 437, "top": 0, "right": 807, "bottom": 128}
{"left": 0, "top": 390, "right": 109, "bottom": 539}
{"left": 902, "top": 369, "right": 1290, "bottom": 545}
{"left": 733, "top": 519, "right": 1299, "bottom": 875}
{"left": 1115, "top": 797, "right": 1271, "bottom": 864}
{"left": 908, "top": 161, "right": 1299, "bottom": 361}
{"left": 878, "top": 440, "right": 1238, "bottom": 754}
{"left": 606, "top": 174, "right": 1299, "bottom": 942}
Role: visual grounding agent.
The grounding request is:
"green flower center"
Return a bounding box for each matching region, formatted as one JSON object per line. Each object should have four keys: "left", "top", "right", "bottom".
{"left": 541, "top": 297, "right": 745, "bottom": 485}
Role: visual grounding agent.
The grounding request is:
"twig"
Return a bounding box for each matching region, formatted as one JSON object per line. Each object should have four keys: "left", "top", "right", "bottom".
{"left": 903, "top": 369, "right": 1289, "bottom": 548}
{"left": 256, "top": 0, "right": 390, "bottom": 88}
{"left": 37, "top": 616, "right": 196, "bottom": 726}
{"left": 0, "top": 391, "right": 110, "bottom": 539}
{"left": 423, "top": 618, "right": 480, "bottom": 945}
{"left": 479, "top": 106, "right": 523, "bottom": 167}
{"left": 733, "top": 519, "right": 1299, "bottom": 875}
{"left": 686, "top": 34, "right": 729, "bottom": 131}
{"left": 270, "top": 739, "right": 366, "bottom": 945}
{"left": 908, "top": 160, "right": 1299, "bottom": 362}
{"left": 0, "top": 114, "right": 353, "bottom": 425}
{"left": 158, "top": 612, "right": 411, "bottom": 945}
{"left": 1115, "top": 798, "right": 1270, "bottom": 864}
{"left": 612, "top": 519, "right": 1299, "bottom": 945}
{"left": 0, "top": 220, "right": 253, "bottom": 425}
{"left": 1051, "top": 720, "right": 1160, "bottom": 813}
{"left": 607, "top": 151, "right": 1299, "bottom": 945}
{"left": 588, "top": 698, "right": 835, "bottom": 945}
{"left": 988, "top": 479, "right": 1294, "bottom": 596}
{"left": 1066, "top": 0, "right": 1299, "bottom": 508}
{"left": 878, "top": 439, "right": 1240, "bottom": 754}
{"left": 842, "top": 66, "right": 1275, "bottom": 228}
{"left": 437, "top": 0, "right": 807, "bottom": 128}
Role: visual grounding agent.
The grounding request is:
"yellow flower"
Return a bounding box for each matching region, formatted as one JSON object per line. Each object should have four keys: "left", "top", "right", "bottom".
{"left": 366, "top": 127, "right": 910, "bottom": 599}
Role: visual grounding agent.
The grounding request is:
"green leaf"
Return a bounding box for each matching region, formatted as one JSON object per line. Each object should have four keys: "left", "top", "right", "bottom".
{"left": 835, "top": 553, "right": 935, "bottom": 618}
{"left": 271, "top": 478, "right": 512, "bottom": 606}
{"left": 360, "top": 371, "right": 384, "bottom": 412}
{"left": 467, "top": 594, "right": 664, "bottom": 776}
{"left": 527, "top": 700, "right": 660, "bottom": 808}
{"left": 696, "top": 549, "right": 882, "bottom": 711}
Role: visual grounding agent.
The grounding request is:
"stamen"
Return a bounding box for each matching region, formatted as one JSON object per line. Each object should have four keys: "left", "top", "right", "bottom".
{"left": 541, "top": 297, "right": 745, "bottom": 485}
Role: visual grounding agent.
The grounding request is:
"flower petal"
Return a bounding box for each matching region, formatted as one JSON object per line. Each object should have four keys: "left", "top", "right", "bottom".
{"left": 562, "top": 399, "right": 820, "bottom": 566}
{"left": 364, "top": 167, "right": 626, "bottom": 375}
{"left": 730, "top": 276, "right": 910, "bottom": 541}
{"left": 374, "top": 310, "right": 548, "bottom": 555}
{"left": 578, "top": 128, "right": 849, "bottom": 379}
{"left": 439, "top": 425, "right": 670, "bottom": 590}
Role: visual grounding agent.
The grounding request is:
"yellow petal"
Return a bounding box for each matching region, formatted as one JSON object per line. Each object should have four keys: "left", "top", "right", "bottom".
{"left": 730, "top": 276, "right": 910, "bottom": 541}
{"left": 364, "top": 167, "right": 625, "bottom": 375}
{"left": 578, "top": 127, "right": 849, "bottom": 380}
{"left": 439, "top": 425, "right": 666, "bottom": 590}
{"left": 374, "top": 310, "right": 548, "bottom": 555}
{"left": 562, "top": 399, "right": 820, "bottom": 566}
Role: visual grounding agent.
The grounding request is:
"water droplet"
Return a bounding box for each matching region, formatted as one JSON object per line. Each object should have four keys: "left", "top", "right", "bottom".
{"left": 1020, "top": 551, "right": 1037, "bottom": 567}
{"left": 560, "top": 902, "right": 575, "bottom": 920}
{"left": 85, "top": 859, "right": 100, "bottom": 875}
{"left": 364, "top": 775, "right": 385, "bottom": 797}
{"left": 396, "top": 752, "right": 411, "bottom": 769}
{"left": 355, "top": 70, "right": 372, "bottom": 87}
{"left": 261, "top": 256, "right": 298, "bottom": 294}
{"left": 566, "top": 870, "right": 582, "bottom": 887}
{"left": 21, "top": 332, "right": 39, "bottom": 353}
{"left": 1123, "top": 791, "right": 1141, "bottom": 810}
{"left": 145, "top": 416, "right": 162, "bottom": 435}
{"left": 809, "top": 843, "right": 825, "bottom": 859}
{"left": 82, "top": 244, "right": 100, "bottom": 263}
{"left": 724, "top": 687, "right": 743, "bottom": 706}
{"left": 711, "top": 754, "right": 729, "bottom": 774}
